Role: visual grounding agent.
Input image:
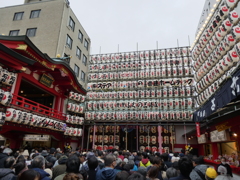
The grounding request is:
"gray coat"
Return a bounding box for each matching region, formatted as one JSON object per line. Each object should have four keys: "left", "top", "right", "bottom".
{"left": 0, "top": 168, "right": 15, "bottom": 180}
{"left": 189, "top": 164, "right": 208, "bottom": 180}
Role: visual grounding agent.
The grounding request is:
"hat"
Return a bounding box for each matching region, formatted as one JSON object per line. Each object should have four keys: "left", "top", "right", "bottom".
{"left": 217, "top": 165, "right": 227, "bottom": 175}
{"left": 86, "top": 152, "right": 95, "bottom": 160}
{"left": 206, "top": 167, "right": 218, "bottom": 179}
{"left": 50, "top": 148, "right": 55, "bottom": 154}
{"left": 123, "top": 158, "right": 128, "bottom": 163}
{"left": 22, "top": 149, "right": 29, "bottom": 156}
{"left": 58, "top": 155, "right": 68, "bottom": 164}
{"left": 41, "top": 150, "right": 49, "bottom": 157}
{"left": 128, "top": 156, "right": 134, "bottom": 160}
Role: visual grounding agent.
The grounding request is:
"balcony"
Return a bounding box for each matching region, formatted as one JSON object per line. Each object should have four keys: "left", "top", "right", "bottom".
{"left": 11, "top": 93, "right": 66, "bottom": 121}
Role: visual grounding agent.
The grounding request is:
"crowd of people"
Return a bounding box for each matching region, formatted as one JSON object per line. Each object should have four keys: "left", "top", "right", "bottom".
{"left": 0, "top": 145, "right": 235, "bottom": 180}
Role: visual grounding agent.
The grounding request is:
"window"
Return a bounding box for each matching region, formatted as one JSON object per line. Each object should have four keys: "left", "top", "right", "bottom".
{"left": 76, "top": 47, "right": 81, "bottom": 59}
{"left": 9, "top": 30, "right": 19, "bottom": 36}
{"left": 83, "top": 54, "right": 87, "bottom": 66}
{"left": 13, "top": 12, "right": 24, "bottom": 20}
{"left": 74, "top": 64, "right": 79, "bottom": 77}
{"left": 30, "top": 10, "right": 41, "bottom": 18}
{"left": 84, "top": 39, "right": 89, "bottom": 50}
{"left": 26, "top": 28, "right": 37, "bottom": 37}
{"left": 69, "top": 17, "right": 75, "bottom": 31}
{"left": 81, "top": 71, "right": 85, "bottom": 82}
{"left": 66, "top": 35, "right": 73, "bottom": 49}
{"left": 78, "top": 30, "right": 83, "bottom": 42}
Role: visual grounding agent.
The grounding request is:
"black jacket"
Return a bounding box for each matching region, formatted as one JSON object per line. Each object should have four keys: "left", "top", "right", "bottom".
{"left": 0, "top": 153, "right": 8, "bottom": 168}
{"left": 0, "top": 168, "right": 15, "bottom": 180}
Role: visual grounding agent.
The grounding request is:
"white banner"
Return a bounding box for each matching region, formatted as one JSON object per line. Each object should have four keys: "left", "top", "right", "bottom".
{"left": 23, "top": 134, "right": 50, "bottom": 141}
{"left": 197, "top": 134, "right": 207, "bottom": 144}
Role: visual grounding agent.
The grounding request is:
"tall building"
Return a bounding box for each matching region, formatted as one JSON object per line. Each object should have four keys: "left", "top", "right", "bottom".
{"left": 0, "top": 0, "right": 90, "bottom": 88}
{"left": 191, "top": 0, "right": 240, "bottom": 164}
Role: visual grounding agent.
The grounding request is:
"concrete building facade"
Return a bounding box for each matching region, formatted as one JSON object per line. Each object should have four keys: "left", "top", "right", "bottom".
{"left": 0, "top": 0, "right": 90, "bottom": 88}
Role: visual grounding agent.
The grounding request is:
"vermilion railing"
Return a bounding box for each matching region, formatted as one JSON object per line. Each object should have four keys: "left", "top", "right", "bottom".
{"left": 11, "top": 93, "right": 66, "bottom": 121}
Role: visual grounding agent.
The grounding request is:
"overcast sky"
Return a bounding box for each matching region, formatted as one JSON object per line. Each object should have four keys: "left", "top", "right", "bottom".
{"left": 0, "top": 0, "right": 205, "bottom": 54}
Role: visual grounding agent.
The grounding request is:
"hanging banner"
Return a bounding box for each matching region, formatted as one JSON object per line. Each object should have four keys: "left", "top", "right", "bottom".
{"left": 215, "top": 122, "right": 231, "bottom": 132}
{"left": 196, "top": 122, "right": 201, "bottom": 137}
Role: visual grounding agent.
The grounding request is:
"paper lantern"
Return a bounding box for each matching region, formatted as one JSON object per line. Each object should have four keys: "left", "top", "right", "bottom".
{"left": 5, "top": 108, "right": 17, "bottom": 121}
{"left": 228, "top": 49, "right": 239, "bottom": 62}
{"left": 1, "top": 91, "right": 12, "bottom": 106}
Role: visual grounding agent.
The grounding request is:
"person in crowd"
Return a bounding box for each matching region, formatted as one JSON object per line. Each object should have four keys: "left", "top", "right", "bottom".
{"left": 147, "top": 157, "right": 165, "bottom": 180}
{"left": 190, "top": 156, "right": 208, "bottom": 180}
{"left": 0, "top": 156, "right": 16, "bottom": 180}
{"left": 137, "top": 166, "right": 149, "bottom": 180}
{"left": 12, "top": 157, "right": 28, "bottom": 180}
{"left": 63, "top": 173, "right": 83, "bottom": 180}
{"left": 53, "top": 152, "right": 63, "bottom": 168}
{"left": 129, "top": 159, "right": 138, "bottom": 171}
{"left": 147, "top": 166, "right": 160, "bottom": 180}
{"left": 115, "top": 171, "right": 130, "bottom": 180}
{"left": 0, "top": 148, "right": 12, "bottom": 168}
{"left": 87, "top": 156, "right": 99, "bottom": 180}
{"left": 52, "top": 155, "right": 68, "bottom": 180}
{"left": 179, "top": 150, "right": 185, "bottom": 158}
{"left": 97, "top": 150, "right": 105, "bottom": 163}
{"left": 216, "top": 157, "right": 233, "bottom": 178}
{"left": 205, "top": 167, "right": 218, "bottom": 180}
{"left": 41, "top": 150, "right": 49, "bottom": 159}
{"left": 81, "top": 152, "right": 95, "bottom": 172}
{"left": 64, "top": 143, "right": 72, "bottom": 153}
{"left": 54, "top": 155, "right": 81, "bottom": 180}
{"left": 171, "top": 153, "right": 180, "bottom": 163}
{"left": 115, "top": 158, "right": 123, "bottom": 172}
{"left": 46, "top": 148, "right": 57, "bottom": 165}
{"left": 44, "top": 162, "right": 53, "bottom": 179}
{"left": 18, "top": 169, "right": 41, "bottom": 180}
{"left": 161, "top": 153, "right": 172, "bottom": 169}
{"left": 139, "top": 152, "right": 151, "bottom": 167}
{"left": 127, "top": 172, "right": 145, "bottom": 180}
{"left": 168, "top": 151, "right": 174, "bottom": 161}
{"left": 134, "top": 152, "right": 142, "bottom": 166}
{"left": 96, "top": 154, "right": 117, "bottom": 180}
{"left": 122, "top": 163, "right": 132, "bottom": 174}
{"left": 118, "top": 151, "right": 124, "bottom": 161}
{"left": 174, "top": 157, "right": 193, "bottom": 180}
{"left": 31, "top": 155, "right": 51, "bottom": 180}
{"left": 166, "top": 167, "right": 178, "bottom": 180}
{"left": 21, "top": 149, "right": 29, "bottom": 160}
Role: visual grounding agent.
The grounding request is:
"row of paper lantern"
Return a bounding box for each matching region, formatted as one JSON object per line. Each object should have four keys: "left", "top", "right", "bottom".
{"left": 139, "top": 136, "right": 158, "bottom": 144}
{"left": 90, "top": 47, "right": 190, "bottom": 64}
{"left": 85, "top": 110, "right": 193, "bottom": 121}
{"left": 69, "top": 92, "right": 85, "bottom": 103}
{"left": 88, "top": 67, "right": 193, "bottom": 81}
{"left": 0, "top": 89, "right": 13, "bottom": 106}
{"left": 195, "top": 44, "right": 240, "bottom": 94}
{"left": 0, "top": 67, "right": 16, "bottom": 86}
{"left": 139, "top": 146, "right": 159, "bottom": 152}
{"left": 64, "top": 127, "right": 83, "bottom": 136}
{"left": 86, "top": 98, "right": 194, "bottom": 110}
{"left": 67, "top": 103, "right": 84, "bottom": 113}
{"left": 66, "top": 115, "right": 84, "bottom": 125}
{"left": 196, "top": 78, "right": 223, "bottom": 106}
{"left": 89, "top": 125, "right": 120, "bottom": 133}
{"left": 94, "top": 145, "right": 119, "bottom": 151}
{"left": 194, "top": 45, "right": 238, "bottom": 82}
{"left": 192, "top": 2, "right": 230, "bottom": 60}
{"left": 87, "top": 78, "right": 195, "bottom": 91}
{"left": 86, "top": 88, "right": 194, "bottom": 100}
{"left": 89, "top": 135, "right": 120, "bottom": 143}
{"left": 89, "top": 58, "right": 192, "bottom": 72}
{"left": 5, "top": 108, "right": 67, "bottom": 131}
{"left": 192, "top": 2, "right": 238, "bottom": 78}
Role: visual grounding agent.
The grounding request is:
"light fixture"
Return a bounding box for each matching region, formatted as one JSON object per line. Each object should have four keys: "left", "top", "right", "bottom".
{"left": 213, "top": 4, "right": 217, "bottom": 8}
{"left": 233, "top": 133, "right": 237, "bottom": 137}
{"left": 20, "top": 90, "right": 23, "bottom": 93}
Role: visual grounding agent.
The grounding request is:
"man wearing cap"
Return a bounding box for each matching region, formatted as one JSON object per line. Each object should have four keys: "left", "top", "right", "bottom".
{"left": 52, "top": 155, "right": 68, "bottom": 180}
{"left": 46, "top": 148, "right": 57, "bottom": 165}
{"left": 216, "top": 157, "right": 233, "bottom": 178}
{"left": 81, "top": 152, "right": 95, "bottom": 171}
{"left": 205, "top": 167, "right": 218, "bottom": 180}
